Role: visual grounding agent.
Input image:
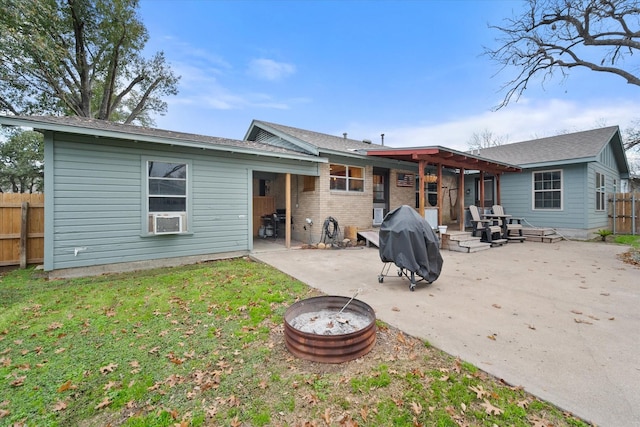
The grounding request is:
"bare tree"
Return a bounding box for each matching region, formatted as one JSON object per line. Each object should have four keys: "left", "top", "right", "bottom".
{"left": 485, "top": 0, "right": 640, "bottom": 109}
{"left": 467, "top": 129, "right": 509, "bottom": 151}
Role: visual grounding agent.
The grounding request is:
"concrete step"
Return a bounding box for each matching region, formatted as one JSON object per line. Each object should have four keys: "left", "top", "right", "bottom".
{"left": 460, "top": 240, "right": 492, "bottom": 252}
{"left": 522, "top": 227, "right": 556, "bottom": 237}
{"left": 442, "top": 232, "right": 492, "bottom": 253}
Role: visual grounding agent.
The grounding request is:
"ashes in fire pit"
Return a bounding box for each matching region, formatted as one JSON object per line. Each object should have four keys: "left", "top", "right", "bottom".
{"left": 284, "top": 295, "right": 377, "bottom": 363}
{"left": 288, "top": 309, "right": 371, "bottom": 335}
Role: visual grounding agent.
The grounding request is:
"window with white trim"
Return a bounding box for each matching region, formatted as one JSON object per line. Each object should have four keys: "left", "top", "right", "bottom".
{"left": 595, "top": 172, "right": 605, "bottom": 211}
{"left": 147, "top": 161, "right": 188, "bottom": 234}
{"left": 533, "top": 170, "right": 562, "bottom": 210}
{"left": 329, "top": 164, "right": 364, "bottom": 192}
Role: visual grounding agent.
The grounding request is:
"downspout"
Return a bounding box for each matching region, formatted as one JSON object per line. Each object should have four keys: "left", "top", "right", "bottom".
{"left": 458, "top": 168, "right": 465, "bottom": 231}
{"left": 437, "top": 163, "right": 443, "bottom": 226}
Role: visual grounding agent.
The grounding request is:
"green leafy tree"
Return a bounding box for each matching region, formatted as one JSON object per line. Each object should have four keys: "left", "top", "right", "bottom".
{"left": 0, "top": 0, "right": 179, "bottom": 126}
{"left": 0, "top": 130, "right": 44, "bottom": 193}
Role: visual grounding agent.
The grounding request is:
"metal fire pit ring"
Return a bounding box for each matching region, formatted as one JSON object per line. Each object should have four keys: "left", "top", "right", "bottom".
{"left": 284, "top": 295, "right": 376, "bottom": 364}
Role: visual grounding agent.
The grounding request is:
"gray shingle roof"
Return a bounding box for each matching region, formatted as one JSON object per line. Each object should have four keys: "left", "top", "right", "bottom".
{"left": 252, "top": 120, "right": 380, "bottom": 154}
{"left": 478, "top": 126, "right": 620, "bottom": 166}
{"left": 0, "top": 115, "right": 321, "bottom": 161}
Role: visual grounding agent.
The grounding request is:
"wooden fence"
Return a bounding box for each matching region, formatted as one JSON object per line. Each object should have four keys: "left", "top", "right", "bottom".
{"left": 0, "top": 193, "right": 44, "bottom": 267}
{"left": 608, "top": 192, "right": 640, "bottom": 235}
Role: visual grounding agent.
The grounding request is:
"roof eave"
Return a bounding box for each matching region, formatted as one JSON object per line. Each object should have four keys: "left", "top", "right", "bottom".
{"left": 518, "top": 157, "right": 598, "bottom": 169}
{"left": 1, "top": 116, "right": 325, "bottom": 164}
{"left": 246, "top": 120, "right": 320, "bottom": 156}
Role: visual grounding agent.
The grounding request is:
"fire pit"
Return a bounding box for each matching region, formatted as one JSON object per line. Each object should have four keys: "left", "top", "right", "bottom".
{"left": 284, "top": 295, "right": 376, "bottom": 363}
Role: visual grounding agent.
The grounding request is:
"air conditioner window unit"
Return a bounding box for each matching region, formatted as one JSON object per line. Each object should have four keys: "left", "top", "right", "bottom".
{"left": 373, "top": 208, "right": 384, "bottom": 226}
{"left": 153, "top": 214, "right": 183, "bottom": 234}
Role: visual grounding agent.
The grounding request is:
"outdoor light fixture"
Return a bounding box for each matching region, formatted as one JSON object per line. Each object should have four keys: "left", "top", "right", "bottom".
{"left": 305, "top": 218, "right": 313, "bottom": 226}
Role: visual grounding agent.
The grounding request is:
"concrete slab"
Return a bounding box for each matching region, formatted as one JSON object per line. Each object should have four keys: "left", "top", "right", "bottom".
{"left": 251, "top": 241, "right": 640, "bottom": 427}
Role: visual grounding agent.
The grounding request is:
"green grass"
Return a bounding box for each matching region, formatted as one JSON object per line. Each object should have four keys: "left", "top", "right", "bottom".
{"left": 614, "top": 234, "right": 640, "bottom": 248}
{"left": 0, "top": 259, "right": 590, "bottom": 426}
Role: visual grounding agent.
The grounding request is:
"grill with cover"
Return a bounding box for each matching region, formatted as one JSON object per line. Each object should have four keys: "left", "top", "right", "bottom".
{"left": 377, "top": 205, "right": 444, "bottom": 291}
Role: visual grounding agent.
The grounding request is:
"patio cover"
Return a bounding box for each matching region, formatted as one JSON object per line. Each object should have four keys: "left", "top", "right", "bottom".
{"left": 366, "top": 146, "right": 521, "bottom": 230}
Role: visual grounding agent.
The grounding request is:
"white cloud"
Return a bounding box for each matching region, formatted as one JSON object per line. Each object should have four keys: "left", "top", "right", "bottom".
{"left": 366, "top": 98, "right": 640, "bottom": 152}
{"left": 247, "top": 58, "right": 296, "bottom": 81}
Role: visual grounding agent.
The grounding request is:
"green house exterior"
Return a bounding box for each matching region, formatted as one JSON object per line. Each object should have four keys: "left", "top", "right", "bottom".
{"left": 0, "top": 115, "right": 630, "bottom": 276}
{"left": 477, "top": 126, "right": 630, "bottom": 239}
{"left": 0, "top": 116, "right": 323, "bottom": 277}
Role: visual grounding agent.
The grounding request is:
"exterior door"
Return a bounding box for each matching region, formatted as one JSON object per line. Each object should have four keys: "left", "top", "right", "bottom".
{"left": 373, "top": 168, "right": 389, "bottom": 224}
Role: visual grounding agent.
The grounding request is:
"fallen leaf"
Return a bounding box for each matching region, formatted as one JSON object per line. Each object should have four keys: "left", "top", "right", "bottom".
{"left": 52, "top": 400, "right": 67, "bottom": 412}
{"left": 99, "top": 363, "right": 118, "bottom": 374}
{"left": 480, "top": 399, "right": 503, "bottom": 415}
{"left": 323, "top": 407, "right": 333, "bottom": 424}
{"left": 359, "top": 406, "right": 367, "bottom": 422}
{"left": 517, "top": 399, "right": 530, "bottom": 408}
{"left": 570, "top": 310, "right": 583, "bottom": 315}
{"left": 492, "top": 304, "right": 501, "bottom": 309}
{"left": 529, "top": 415, "right": 548, "bottom": 427}
{"left": 47, "top": 322, "right": 63, "bottom": 331}
{"left": 57, "top": 380, "right": 75, "bottom": 393}
{"left": 487, "top": 334, "right": 497, "bottom": 341}
{"left": 95, "top": 398, "right": 111, "bottom": 410}
{"left": 10, "top": 376, "right": 26, "bottom": 387}
{"left": 103, "top": 381, "right": 119, "bottom": 390}
{"left": 469, "top": 385, "right": 489, "bottom": 399}
{"left": 0, "top": 409, "right": 9, "bottom": 418}
{"left": 574, "top": 318, "right": 593, "bottom": 325}
{"left": 410, "top": 401, "right": 422, "bottom": 415}
{"left": 392, "top": 306, "right": 400, "bottom": 312}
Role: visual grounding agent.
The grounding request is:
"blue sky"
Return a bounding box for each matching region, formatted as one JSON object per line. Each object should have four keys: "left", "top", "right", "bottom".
{"left": 139, "top": 0, "right": 640, "bottom": 152}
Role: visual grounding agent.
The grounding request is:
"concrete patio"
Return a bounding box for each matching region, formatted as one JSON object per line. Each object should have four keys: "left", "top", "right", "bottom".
{"left": 251, "top": 239, "right": 640, "bottom": 426}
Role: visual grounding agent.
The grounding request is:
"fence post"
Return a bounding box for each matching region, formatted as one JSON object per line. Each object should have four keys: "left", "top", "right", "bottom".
{"left": 612, "top": 192, "right": 616, "bottom": 234}
{"left": 633, "top": 194, "right": 637, "bottom": 236}
{"left": 20, "top": 201, "right": 28, "bottom": 269}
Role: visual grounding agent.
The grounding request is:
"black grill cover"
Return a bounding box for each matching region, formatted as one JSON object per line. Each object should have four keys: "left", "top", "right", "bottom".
{"left": 379, "top": 205, "right": 443, "bottom": 283}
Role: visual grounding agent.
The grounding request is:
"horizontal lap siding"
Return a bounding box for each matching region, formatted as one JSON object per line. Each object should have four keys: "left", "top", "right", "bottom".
{"left": 49, "top": 134, "right": 318, "bottom": 271}
{"left": 500, "top": 164, "right": 587, "bottom": 229}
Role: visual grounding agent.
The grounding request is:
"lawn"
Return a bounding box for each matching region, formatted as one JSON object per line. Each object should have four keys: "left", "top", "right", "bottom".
{"left": 0, "top": 258, "right": 589, "bottom": 426}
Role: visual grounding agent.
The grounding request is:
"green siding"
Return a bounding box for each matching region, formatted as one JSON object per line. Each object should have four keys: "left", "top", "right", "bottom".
{"left": 46, "top": 133, "right": 319, "bottom": 271}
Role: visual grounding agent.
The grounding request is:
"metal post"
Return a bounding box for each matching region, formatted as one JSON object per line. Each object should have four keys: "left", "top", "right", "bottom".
{"left": 612, "top": 191, "right": 616, "bottom": 235}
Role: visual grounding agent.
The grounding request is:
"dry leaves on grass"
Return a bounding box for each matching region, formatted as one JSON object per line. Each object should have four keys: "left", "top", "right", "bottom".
{"left": 480, "top": 399, "right": 504, "bottom": 415}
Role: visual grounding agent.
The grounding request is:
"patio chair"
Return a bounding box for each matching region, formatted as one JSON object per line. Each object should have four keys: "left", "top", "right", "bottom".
{"left": 468, "top": 205, "right": 503, "bottom": 244}
{"left": 492, "top": 205, "right": 525, "bottom": 242}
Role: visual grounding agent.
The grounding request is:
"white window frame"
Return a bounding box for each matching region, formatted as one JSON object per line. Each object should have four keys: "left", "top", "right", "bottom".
{"left": 144, "top": 159, "right": 190, "bottom": 235}
{"left": 595, "top": 172, "right": 605, "bottom": 211}
{"left": 532, "top": 170, "right": 563, "bottom": 210}
{"left": 329, "top": 164, "right": 365, "bottom": 193}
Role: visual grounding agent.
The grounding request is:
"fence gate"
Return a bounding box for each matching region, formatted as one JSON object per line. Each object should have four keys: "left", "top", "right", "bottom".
{"left": 0, "top": 193, "right": 44, "bottom": 267}
{"left": 608, "top": 192, "right": 639, "bottom": 235}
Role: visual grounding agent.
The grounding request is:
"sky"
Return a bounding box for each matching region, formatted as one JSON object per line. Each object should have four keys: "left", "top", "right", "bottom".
{"left": 138, "top": 0, "right": 640, "bottom": 155}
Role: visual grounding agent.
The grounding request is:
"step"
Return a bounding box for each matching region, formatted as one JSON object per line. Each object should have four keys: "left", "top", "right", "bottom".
{"left": 489, "top": 238, "right": 508, "bottom": 247}
{"left": 522, "top": 227, "right": 556, "bottom": 237}
{"left": 460, "top": 240, "right": 492, "bottom": 252}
